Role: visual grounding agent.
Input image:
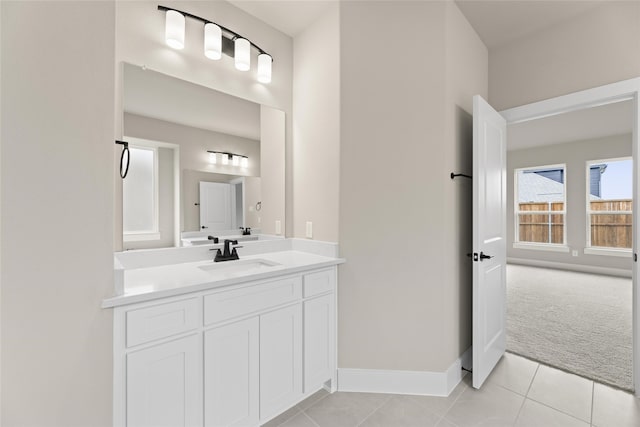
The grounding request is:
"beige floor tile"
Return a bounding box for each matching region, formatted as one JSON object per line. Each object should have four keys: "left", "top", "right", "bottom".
{"left": 407, "top": 379, "right": 468, "bottom": 416}
{"left": 527, "top": 365, "right": 593, "bottom": 422}
{"left": 514, "top": 399, "right": 589, "bottom": 427}
{"left": 443, "top": 382, "right": 524, "bottom": 427}
{"left": 435, "top": 418, "right": 458, "bottom": 427}
{"left": 262, "top": 406, "right": 302, "bottom": 427}
{"left": 279, "top": 412, "right": 319, "bottom": 427}
{"left": 304, "top": 392, "right": 391, "bottom": 427}
{"left": 487, "top": 352, "right": 539, "bottom": 395}
{"left": 296, "top": 389, "right": 330, "bottom": 411}
{"left": 359, "top": 396, "right": 441, "bottom": 427}
{"left": 592, "top": 383, "right": 640, "bottom": 427}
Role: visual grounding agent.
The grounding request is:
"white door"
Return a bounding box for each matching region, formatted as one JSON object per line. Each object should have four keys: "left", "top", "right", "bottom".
{"left": 204, "top": 317, "right": 259, "bottom": 427}
{"left": 260, "top": 305, "right": 302, "bottom": 421}
{"left": 199, "top": 182, "right": 232, "bottom": 231}
{"left": 472, "top": 95, "right": 508, "bottom": 389}
{"left": 127, "top": 335, "right": 202, "bottom": 427}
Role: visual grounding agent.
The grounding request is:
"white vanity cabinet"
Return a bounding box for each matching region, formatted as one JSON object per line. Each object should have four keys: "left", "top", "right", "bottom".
{"left": 113, "top": 266, "right": 337, "bottom": 427}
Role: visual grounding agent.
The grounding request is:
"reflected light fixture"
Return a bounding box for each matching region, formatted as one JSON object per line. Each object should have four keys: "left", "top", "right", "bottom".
{"left": 165, "top": 9, "right": 185, "bottom": 49}
{"left": 257, "top": 53, "right": 272, "bottom": 84}
{"left": 204, "top": 23, "right": 222, "bottom": 60}
{"left": 208, "top": 151, "right": 248, "bottom": 168}
{"left": 159, "top": 5, "right": 273, "bottom": 83}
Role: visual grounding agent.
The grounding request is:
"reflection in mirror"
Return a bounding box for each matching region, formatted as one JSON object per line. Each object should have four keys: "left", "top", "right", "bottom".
{"left": 121, "top": 62, "right": 284, "bottom": 250}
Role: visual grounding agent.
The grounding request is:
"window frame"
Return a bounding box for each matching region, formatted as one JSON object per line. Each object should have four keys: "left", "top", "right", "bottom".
{"left": 123, "top": 145, "right": 160, "bottom": 242}
{"left": 513, "top": 163, "right": 568, "bottom": 251}
{"left": 585, "top": 156, "right": 633, "bottom": 255}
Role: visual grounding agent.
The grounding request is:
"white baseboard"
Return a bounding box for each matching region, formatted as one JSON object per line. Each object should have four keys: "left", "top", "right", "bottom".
{"left": 507, "top": 257, "right": 632, "bottom": 278}
{"left": 337, "top": 347, "right": 471, "bottom": 396}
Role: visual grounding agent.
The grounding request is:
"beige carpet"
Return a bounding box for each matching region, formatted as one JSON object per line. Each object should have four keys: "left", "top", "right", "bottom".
{"left": 506, "top": 264, "right": 633, "bottom": 391}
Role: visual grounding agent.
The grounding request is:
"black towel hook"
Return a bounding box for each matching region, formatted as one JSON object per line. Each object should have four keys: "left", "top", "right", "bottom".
{"left": 115, "top": 140, "right": 130, "bottom": 179}
{"left": 451, "top": 172, "right": 472, "bottom": 180}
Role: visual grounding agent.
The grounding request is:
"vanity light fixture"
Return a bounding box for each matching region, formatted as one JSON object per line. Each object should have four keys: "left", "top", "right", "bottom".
{"left": 208, "top": 151, "right": 248, "bottom": 168}
{"left": 164, "top": 9, "right": 185, "bottom": 49}
{"left": 159, "top": 5, "right": 273, "bottom": 83}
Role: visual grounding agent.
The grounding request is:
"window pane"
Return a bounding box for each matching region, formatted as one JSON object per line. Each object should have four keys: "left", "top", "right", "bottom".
{"left": 516, "top": 166, "right": 565, "bottom": 244}
{"left": 123, "top": 147, "right": 155, "bottom": 233}
{"left": 588, "top": 159, "right": 632, "bottom": 248}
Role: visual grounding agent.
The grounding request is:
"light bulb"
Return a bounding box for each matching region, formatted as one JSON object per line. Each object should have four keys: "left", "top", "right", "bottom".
{"left": 165, "top": 10, "right": 185, "bottom": 50}
{"left": 232, "top": 155, "right": 240, "bottom": 166}
{"left": 222, "top": 154, "right": 229, "bottom": 165}
{"left": 204, "top": 23, "right": 222, "bottom": 60}
{"left": 234, "top": 38, "right": 251, "bottom": 71}
{"left": 241, "top": 157, "right": 248, "bottom": 168}
{"left": 257, "top": 54, "right": 272, "bottom": 83}
{"left": 208, "top": 152, "right": 217, "bottom": 164}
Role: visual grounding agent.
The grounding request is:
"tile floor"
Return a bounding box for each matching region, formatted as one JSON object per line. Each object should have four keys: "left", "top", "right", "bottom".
{"left": 262, "top": 353, "right": 640, "bottom": 427}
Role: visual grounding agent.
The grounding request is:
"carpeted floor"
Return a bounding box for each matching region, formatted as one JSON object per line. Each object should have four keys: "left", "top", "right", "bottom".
{"left": 506, "top": 264, "right": 633, "bottom": 391}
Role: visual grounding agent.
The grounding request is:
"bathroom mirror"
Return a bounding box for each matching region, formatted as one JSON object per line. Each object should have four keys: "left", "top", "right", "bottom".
{"left": 121, "top": 62, "right": 285, "bottom": 250}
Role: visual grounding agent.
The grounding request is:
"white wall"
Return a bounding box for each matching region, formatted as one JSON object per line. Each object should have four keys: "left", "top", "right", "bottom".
{"left": 490, "top": 1, "right": 640, "bottom": 110}
{"left": 1, "top": 1, "right": 115, "bottom": 425}
{"left": 339, "top": 0, "right": 487, "bottom": 372}
{"left": 116, "top": 0, "right": 293, "bottom": 247}
{"left": 508, "top": 134, "right": 633, "bottom": 272}
{"left": 293, "top": 4, "right": 340, "bottom": 242}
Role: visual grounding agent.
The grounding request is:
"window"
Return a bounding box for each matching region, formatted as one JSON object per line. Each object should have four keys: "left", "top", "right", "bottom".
{"left": 514, "top": 165, "right": 566, "bottom": 248}
{"left": 123, "top": 146, "right": 159, "bottom": 241}
{"left": 586, "top": 157, "right": 632, "bottom": 252}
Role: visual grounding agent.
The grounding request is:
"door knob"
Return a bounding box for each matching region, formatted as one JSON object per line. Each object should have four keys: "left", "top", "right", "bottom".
{"left": 479, "top": 252, "right": 493, "bottom": 261}
{"left": 201, "top": 226, "right": 208, "bottom": 229}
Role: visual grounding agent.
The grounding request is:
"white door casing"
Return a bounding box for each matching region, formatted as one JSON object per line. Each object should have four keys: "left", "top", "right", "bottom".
{"left": 199, "top": 182, "right": 232, "bottom": 231}
{"left": 472, "top": 95, "right": 508, "bottom": 389}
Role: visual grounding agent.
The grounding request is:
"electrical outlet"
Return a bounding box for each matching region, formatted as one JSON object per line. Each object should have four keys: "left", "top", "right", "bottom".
{"left": 275, "top": 220, "right": 281, "bottom": 235}
{"left": 572, "top": 250, "right": 578, "bottom": 257}
{"left": 306, "top": 221, "right": 313, "bottom": 239}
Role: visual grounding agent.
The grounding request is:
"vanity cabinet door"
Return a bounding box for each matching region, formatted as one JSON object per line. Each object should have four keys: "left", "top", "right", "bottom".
{"left": 127, "top": 334, "right": 202, "bottom": 427}
{"left": 304, "top": 294, "right": 335, "bottom": 393}
{"left": 259, "top": 304, "right": 303, "bottom": 421}
{"left": 204, "top": 317, "right": 259, "bottom": 427}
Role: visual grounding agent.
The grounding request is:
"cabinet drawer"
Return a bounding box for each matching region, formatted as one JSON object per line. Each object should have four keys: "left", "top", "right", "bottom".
{"left": 204, "top": 277, "right": 302, "bottom": 325}
{"left": 126, "top": 298, "right": 199, "bottom": 348}
{"left": 303, "top": 269, "right": 334, "bottom": 297}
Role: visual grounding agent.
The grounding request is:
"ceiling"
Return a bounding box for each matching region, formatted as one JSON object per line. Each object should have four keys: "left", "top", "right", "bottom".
{"left": 123, "top": 64, "right": 261, "bottom": 140}
{"left": 508, "top": 100, "right": 633, "bottom": 151}
{"left": 454, "top": 0, "right": 607, "bottom": 48}
{"left": 226, "top": 0, "right": 334, "bottom": 37}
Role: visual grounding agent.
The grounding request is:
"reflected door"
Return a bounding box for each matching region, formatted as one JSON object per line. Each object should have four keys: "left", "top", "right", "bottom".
{"left": 199, "top": 182, "right": 232, "bottom": 231}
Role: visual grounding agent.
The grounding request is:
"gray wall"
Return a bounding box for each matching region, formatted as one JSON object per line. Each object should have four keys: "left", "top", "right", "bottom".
{"left": 1, "top": 1, "right": 115, "bottom": 425}
{"left": 339, "top": 1, "right": 487, "bottom": 372}
{"left": 293, "top": 4, "right": 340, "bottom": 242}
{"left": 508, "top": 134, "right": 633, "bottom": 272}
{"left": 489, "top": 1, "right": 640, "bottom": 110}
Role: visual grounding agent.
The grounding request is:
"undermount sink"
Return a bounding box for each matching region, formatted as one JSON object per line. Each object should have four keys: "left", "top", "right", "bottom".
{"left": 198, "top": 259, "right": 281, "bottom": 275}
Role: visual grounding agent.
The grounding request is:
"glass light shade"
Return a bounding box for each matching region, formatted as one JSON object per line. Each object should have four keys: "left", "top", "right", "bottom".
{"left": 222, "top": 154, "right": 229, "bottom": 165}
{"left": 232, "top": 155, "right": 240, "bottom": 166}
{"left": 241, "top": 156, "right": 248, "bottom": 168}
{"left": 204, "top": 23, "right": 222, "bottom": 60}
{"left": 165, "top": 10, "right": 185, "bottom": 50}
{"left": 208, "top": 152, "right": 217, "bottom": 164}
{"left": 257, "top": 54, "right": 272, "bottom": 83}
{"left": 234, "top": 38, "right": 251, "bottom": 71}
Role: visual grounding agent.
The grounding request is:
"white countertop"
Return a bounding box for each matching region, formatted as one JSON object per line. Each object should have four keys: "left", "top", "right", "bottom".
{"left": 103, "top": 250, "right": 344, "bottom": 308}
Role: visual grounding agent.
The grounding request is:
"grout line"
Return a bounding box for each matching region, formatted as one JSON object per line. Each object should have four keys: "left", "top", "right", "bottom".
{"left": 355, "top": 394, "right": 393, "bottom": 427}
{"left": 526, "top": 396, "right": 593, "bottom": 424}
{"left": 525, "top": 364, "right": 541, "bottom": 397}
{"left": 301, "top": 411, "right": 321, "bottom": 427}
{"left": 301, "top": 390, "right": 331, "bottom": 412}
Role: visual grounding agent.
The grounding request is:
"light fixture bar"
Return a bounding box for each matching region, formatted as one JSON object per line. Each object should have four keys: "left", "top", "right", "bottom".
{"left": 158, "top": 5, "right": 272, "bottom": 58}
{"left": 207, "top": 151, "right": 248, "bottom": 167}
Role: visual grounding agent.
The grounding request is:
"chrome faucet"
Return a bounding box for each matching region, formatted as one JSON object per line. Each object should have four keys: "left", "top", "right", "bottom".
{"left": 214, "top": 239, "right": 242, "bottom": 262}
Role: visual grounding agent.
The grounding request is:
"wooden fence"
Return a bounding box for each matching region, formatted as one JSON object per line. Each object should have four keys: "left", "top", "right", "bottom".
{"left": 518, "top": 199, "right": 632, "bottom": 248}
